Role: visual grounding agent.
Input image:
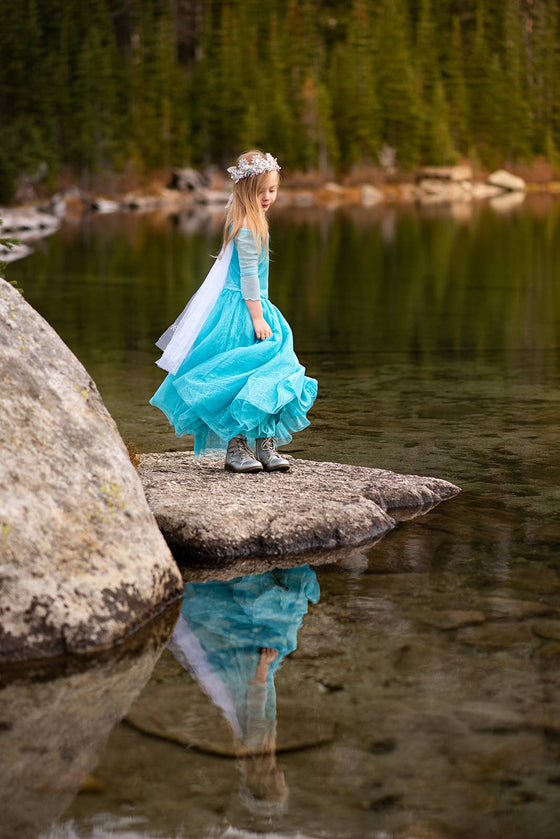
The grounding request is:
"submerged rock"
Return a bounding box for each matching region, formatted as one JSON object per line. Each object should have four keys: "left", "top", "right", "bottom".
{"left": 0, "top": 279, "right": 182, "bottom": 663}
{"left": 415, "top": 609, "right": 486, "bottom": 630}
{"left": 138, "top": 452, "right": 460, "bottom": 562}
{"left": 125, "top": 664, "right": 335, "bottom": 756}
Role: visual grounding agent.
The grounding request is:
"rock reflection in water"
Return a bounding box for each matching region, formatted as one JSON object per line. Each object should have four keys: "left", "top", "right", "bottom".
{"left": 168, "top": 566, "right": 319, "bottom": 816}
{"left": 0, "top": 603, "right": 179, "bottom": 839}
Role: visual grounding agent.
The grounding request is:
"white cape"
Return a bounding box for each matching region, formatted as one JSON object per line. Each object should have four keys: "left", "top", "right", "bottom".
{"left": 155, "top": 240, "right": 233, "bottom": 375}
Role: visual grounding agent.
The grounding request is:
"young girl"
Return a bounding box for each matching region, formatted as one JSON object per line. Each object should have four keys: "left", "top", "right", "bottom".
{"left": 150, "top": 150, "right": 317, "bottom": 473}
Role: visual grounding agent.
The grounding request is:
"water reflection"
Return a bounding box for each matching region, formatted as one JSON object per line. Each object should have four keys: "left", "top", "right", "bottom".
{"left": 0, "top": 604, "right": 178, "bottom": 839}
{"left": 168, "top": 566, "right": 319, "bottom": 815}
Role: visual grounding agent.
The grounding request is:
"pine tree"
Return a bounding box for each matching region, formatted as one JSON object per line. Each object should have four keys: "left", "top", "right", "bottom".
{"left": 465, "top": 1, "right": 498, "bottom": 162}
{"left": 416, "top": 0, "right": 456, "bottom": 163}
{"left": 300, "top": 75, "right": 339, "bottom": 174}
{"left": 530, "top": 0, "right": 560, "bottom": 160}
{"left": 416, "top": 0, "right": 439, "bottom": 102}
{"left": 262, "top": 10, "right": 296, "bottom": 164}
{"left": 425, "top": 79, "right": 457, "bottom": 164}
{"left": 2, "top": 0, "right": 560, "bottom": 185}
{"left": 282, "top": 0, "right": 328, "bottom": 168}
{"left": 502, "top": 0, "right": 531, "bottom": 161}
{"left": 330, "top": 0, "right": 380, "bottom": 166}
{"left": 374, "top": 0, "right": 422, "bottom": 167}
{"left": 443, "top": 16, "right": 470, "bottom": 154}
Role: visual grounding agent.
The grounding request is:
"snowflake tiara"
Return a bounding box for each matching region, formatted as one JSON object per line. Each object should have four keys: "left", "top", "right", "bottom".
{"left": 227, "top": 153, "right": 281, "bottom": 183}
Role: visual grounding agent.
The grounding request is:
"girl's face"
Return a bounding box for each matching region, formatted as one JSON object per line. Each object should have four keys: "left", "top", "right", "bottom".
{"left": 258, "top": 172, "right": 279, "bottom": 212}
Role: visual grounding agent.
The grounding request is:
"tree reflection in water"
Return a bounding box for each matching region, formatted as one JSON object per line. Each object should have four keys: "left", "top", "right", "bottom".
{"left": 168, "top": 565, "right": 320, "bottom": 817}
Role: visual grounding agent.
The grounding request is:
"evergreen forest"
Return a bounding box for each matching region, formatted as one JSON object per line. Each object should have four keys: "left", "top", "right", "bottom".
{"left": 1, "top": 0, "right": 560, "bottom": 202}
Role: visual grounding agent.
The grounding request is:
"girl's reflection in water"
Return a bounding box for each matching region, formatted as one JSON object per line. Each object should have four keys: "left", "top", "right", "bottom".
{"left": 168, "top": 565, "right": 320, "bottom": 816}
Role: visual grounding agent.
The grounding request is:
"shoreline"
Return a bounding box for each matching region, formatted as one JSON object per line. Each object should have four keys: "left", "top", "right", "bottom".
{"left": 4, "top": 161, "right": 560, "bottom": 216}
{"left": 3, "top": 165, "right": 560, "bottom": 264}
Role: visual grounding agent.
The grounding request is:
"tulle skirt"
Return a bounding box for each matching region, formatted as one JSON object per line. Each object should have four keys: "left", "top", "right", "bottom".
{"left": 150, "top": 289, "right": 317, "bottom": 457}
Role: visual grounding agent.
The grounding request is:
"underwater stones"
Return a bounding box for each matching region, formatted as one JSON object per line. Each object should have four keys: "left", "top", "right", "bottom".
{"left": 525, "top": 708, "right": 560, "bottom": 734}
{"left": 416, "top": 609, "right": 486, "bottom": 630}
{"left": 125, "top": 651, "right": 335, "bottom": 756}
{"left": 535, "top": 642, "right": 560, "bottom": 661}
{"left": 455, "top": 702, "right": 525, "bottom": 733}
{"left": 481, "top": 597, "right": 552, "bottom": 620}
{"left": 456, "top": 623, "right": 535, "bottom": 649}
{"left": 532, "top": 620, "right": 560, "bottom": 642}
{"left": 0, "top": 278, "right": 182, "bottom": 663}
{"left": 138, "top": 452, "right": 461, "bottom": 561}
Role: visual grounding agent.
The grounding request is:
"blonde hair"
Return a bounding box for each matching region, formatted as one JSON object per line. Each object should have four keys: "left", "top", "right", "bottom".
{"left": 223, "top": 149, "right": 280, "bottom": 253}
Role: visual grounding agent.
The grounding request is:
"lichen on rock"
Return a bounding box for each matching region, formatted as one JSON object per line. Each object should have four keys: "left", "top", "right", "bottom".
{"left": 0, "top": 278, "right": 182, "bottom": 663}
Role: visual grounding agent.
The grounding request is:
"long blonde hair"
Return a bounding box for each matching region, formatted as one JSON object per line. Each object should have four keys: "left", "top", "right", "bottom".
{"left": 223, "top": 150, "right": 280, "bottom": 253}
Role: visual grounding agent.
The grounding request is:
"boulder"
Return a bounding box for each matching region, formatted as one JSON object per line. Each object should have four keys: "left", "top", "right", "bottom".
{"left": 0, "top": 209, "right": 60, "bottom": 235}
{"left": 170, "top": 166, "right": 206, "bottom": 192}
{"left": 0, "top": 279, "right": 182, "bottom": 663}
{"left": 89, "top": 196, "right": 120, "bottom": 214}
{"left": 138, "top": 452, "right": 460, "bottom": 562}
{"left": 487, "top": 169, "right": 527, "bottom": 192}
{"left": 360, "top": 184, "right": 384, "bottom": 206}
{"left": 194, "top": 187, "right": 232, "bottom": 205}
{"left": 416, "top": 179, "right": 471, "bottom": 203}
{"left": 417, "top": 165, "right": 474, "bottom": 182}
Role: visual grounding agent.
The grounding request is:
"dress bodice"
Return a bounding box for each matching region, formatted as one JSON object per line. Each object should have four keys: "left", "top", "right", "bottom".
{"left": 224, "top": 229, "right": 269, "bottom": 300}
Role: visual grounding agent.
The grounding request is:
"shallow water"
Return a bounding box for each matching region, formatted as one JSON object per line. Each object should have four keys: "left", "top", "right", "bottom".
{"left": 3, "top": 196, "right": 560, "bottom": 838}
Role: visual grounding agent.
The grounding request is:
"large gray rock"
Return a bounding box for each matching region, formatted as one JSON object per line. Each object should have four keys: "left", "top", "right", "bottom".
{"left": 487, "top": 169, "right": 527, "bottom": 192}
{"left": 139, "top": 452, "right": 460, "bottom": 562}
{"left": 0, "top": 278, "right": 182, "bottom": 663}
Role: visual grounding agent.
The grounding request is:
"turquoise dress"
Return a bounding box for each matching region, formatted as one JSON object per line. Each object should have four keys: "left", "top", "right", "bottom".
{"left": 150, "top": 229, "right": 317, "bottom": 456}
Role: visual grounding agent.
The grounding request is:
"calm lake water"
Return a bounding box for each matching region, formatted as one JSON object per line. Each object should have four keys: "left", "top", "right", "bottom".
{"left": 3, "top": 196, "right": 560, "bottom": 839}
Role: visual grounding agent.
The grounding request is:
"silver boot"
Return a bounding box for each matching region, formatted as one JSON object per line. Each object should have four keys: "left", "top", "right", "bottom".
{"left": 225, "top": 435, "right": 263, "bottom": 473}
{"left": 255, "top": 437, "right": 290, "bottom": 472}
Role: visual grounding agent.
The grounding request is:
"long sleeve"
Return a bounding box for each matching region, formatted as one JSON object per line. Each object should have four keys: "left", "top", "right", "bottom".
{"left": 236, "top": 229, "right": 261, "bottom": 300}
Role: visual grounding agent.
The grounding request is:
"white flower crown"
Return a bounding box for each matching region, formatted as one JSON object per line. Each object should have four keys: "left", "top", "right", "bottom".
{"left": 227, "top": 152, "right": 281, "bottom": 183}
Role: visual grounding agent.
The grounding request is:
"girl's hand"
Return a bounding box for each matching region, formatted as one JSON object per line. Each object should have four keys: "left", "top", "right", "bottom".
{"left": 253, "top": 316, "right": 272, "bottom": 340}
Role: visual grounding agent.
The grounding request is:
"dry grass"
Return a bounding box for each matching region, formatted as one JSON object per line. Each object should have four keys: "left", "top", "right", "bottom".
{"left": 124, "top": 439, "right": 141, "bottom": 469}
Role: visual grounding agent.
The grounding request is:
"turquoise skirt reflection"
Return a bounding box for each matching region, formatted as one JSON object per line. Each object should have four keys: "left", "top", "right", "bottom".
{"left": 168, "top": 565, "right": 320, "bottom": 754}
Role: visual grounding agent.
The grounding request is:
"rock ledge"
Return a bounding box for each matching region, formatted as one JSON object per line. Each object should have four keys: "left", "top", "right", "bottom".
{"left": 139, "top": 453, "right": 461, "bottom": 562}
